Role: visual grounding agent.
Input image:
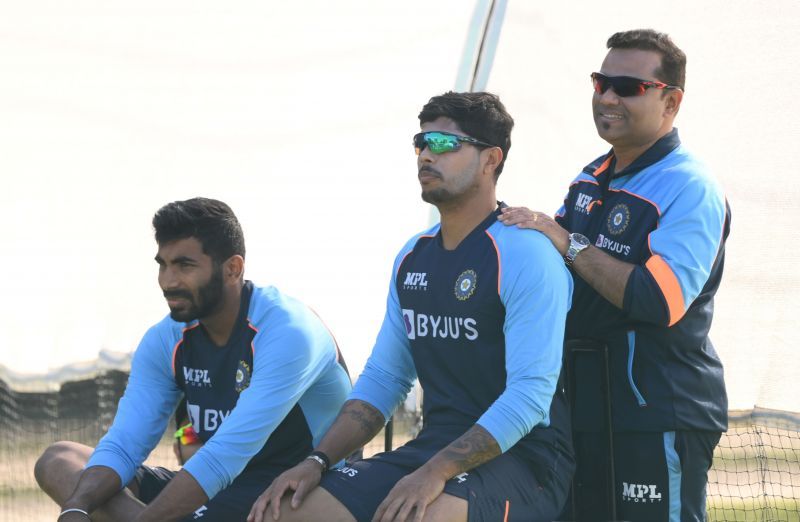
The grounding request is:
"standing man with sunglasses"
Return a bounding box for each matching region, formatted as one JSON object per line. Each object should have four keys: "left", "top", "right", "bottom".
{"left": 248, "top": 91, "right": 575, "bottom": 522}
{"left": 500, "top": 29, "right": 730, "bottom": 521}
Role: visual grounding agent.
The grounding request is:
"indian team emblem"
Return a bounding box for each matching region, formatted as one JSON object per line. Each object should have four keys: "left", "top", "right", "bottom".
{"left": 234, "top": 360, "right": 251, "bottom": 393}
{"left": 607, "top": 204, "right": 631, "bottom": 235}
{"left": 454, "top": 269, "right": 477, "bottom": 301}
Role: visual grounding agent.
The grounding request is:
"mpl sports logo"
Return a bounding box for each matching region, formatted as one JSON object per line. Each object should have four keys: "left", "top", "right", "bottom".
{"left": 621, "top": 482, "right": 663, "bottom": 503}
{"left": 574, "top": 193, "right": 594, "bottom": 214}
{"left": 184, "top": 367, "right": 212, "bottom": 387}
{"left": 402, "top": 309, "right": 478, "bottom": 341}
{"left": 403, "top": 272, "right": 429, "bottom": 291}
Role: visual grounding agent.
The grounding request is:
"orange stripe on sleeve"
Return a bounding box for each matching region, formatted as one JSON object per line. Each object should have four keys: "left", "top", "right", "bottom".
{"left": 394, "top": 235, "right": 434, "bottom": 278}
{"left": 172, "top": 324, "right": 200, "bottom": 375}
{"left": 646, "top": 255, "right": 686, "bottom": 326}
{"left": 171, "top": 339, "right": 183, "bottom": 376}
{"left": 503, "top": 500, "right": 510, "bottom": 522}
{"left": 484, "top": 230, "right": 501, "bottom": 295}
{"left": 247, "top": 321, "right": 259, "bottom": 357}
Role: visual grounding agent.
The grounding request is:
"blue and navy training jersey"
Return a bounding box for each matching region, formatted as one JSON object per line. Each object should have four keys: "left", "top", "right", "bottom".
{"left": 351, "top": 208, "right": 574, "bottom": 475}
{"left": 87, "top": 282, "right": 351, "bottom": 499}
{"left": 556, "top": 129, "right": 729, "bottom": 432}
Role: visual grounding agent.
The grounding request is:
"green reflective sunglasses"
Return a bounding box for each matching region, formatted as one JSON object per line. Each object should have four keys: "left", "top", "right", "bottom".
{"left": 413, "top": 131, "right": 495, "bottom": 155}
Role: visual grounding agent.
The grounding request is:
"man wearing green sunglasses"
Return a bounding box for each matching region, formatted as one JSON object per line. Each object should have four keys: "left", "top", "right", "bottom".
{"left": 500, "top": 29, "right": 730, "bottom": 522}
{"left": 249, "top": 92, "right": 574, "bottom": 522}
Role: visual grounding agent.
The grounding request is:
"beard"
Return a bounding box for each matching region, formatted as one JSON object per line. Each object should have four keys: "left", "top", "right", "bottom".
{"left": 421, "top": 186, "right": 455, "bottom": 204}
{"left": 419, "top": 158, "right": 481, "bottom": 206}
{"left": 166, "top": 265, "right": 225, "bottom": 322}
{"left": 420, "top": 175, "right": 481, "bottom": 206}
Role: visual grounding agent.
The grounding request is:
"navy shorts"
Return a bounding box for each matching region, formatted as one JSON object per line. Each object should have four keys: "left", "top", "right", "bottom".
{"left": 319, "top": 428, "right": 570, "bottom": 522}
{"left": 569, "top": 430, "right": 721, "bottom": 522}
{"left": 134, "top": 464, "right": 282, "bottom": 521}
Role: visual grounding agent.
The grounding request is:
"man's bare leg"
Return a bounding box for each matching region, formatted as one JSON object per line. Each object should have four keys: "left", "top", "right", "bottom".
{"left": 273, "top": 487, "right": 467, "bottom": 522}
{"left": 273, "top": 486, "right": 356, "bottom": 522}
{"left": 34, "top": 441, "right": 146, "bottom": 522}
{"left": 422, "top": 493, "right": 468, "bottom": 522}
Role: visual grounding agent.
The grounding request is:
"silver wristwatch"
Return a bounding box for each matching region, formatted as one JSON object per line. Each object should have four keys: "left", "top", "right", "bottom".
{"left": 564, "top": 233, "right": 590, "bottom": 266}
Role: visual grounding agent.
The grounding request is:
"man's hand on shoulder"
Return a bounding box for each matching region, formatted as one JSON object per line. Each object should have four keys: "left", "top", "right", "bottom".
{"left": 498, "top": 206, "right": 569, "bottom": 255}
{"left": 499, "top": 204, "right": 635, "bottom": 308}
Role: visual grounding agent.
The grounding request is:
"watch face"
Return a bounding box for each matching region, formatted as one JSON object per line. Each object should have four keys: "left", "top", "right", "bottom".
{"left": 571, "top": 233, "right": 590, "bottom": 246}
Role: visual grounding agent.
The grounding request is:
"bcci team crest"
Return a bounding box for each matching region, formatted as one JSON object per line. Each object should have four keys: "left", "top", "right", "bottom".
{"left": 606, "top": 204, "right": 631, "bottom": 235}
{"left": 454, "top": 270, "right": 477, "bottom": 301}
{"left": 234, "top": 360, "right": 251, "bottom": 393}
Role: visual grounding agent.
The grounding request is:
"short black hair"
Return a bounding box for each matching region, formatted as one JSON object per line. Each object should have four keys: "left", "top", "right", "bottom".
{"left": 418, "top": 91, "right": 514, "bottom": 177}
{"left": 607, "top": 29, "right": 687, "bottom": 90}
{"left": 152, "top": 197, "right": 245, "bottom": 263}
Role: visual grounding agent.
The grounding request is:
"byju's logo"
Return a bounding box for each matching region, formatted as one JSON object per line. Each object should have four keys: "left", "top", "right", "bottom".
{"left": 187, "top": 402, "right": 231, "bottom": 433}
{"left": 337, "top": 466, "right": 358, "bottom": 477}
{"left": 621, "top": 482, "right": 662, "bottom": 503}
{"left": 402, "top": 309, "right": 478, "bottom": 341}
{"left": 595, "top": 233, "right": 631, "bottom": 257}
{"left": 575, "top": 193, "right": 594, "bottom": 214}
{"left": 403, "top": 272, "right": 429, "bottom": 291}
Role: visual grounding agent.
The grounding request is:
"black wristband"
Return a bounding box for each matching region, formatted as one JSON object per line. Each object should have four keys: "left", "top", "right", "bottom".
{"left": 306, "top": 450, "right": 331, "bottom": 472}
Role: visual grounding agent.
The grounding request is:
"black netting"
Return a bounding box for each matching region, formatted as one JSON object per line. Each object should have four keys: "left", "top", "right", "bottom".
{"left": 1, "top": 376, "right": 798, "bottom": 521}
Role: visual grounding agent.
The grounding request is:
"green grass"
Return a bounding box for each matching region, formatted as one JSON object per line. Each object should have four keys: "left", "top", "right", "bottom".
{"left": 708, "top": 496, "right": 800, "bottom": 522}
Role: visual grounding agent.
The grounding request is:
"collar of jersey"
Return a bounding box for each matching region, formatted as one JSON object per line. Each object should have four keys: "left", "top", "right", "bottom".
{"left": 586, "top": 128, "right": 682, "bottom": 181}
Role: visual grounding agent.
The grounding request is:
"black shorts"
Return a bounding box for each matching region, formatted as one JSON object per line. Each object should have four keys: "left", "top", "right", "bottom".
{"left": 134, "top": 464, "right": 282, "bottom": 522}
{"left": 570, "top": 430, "right": 721, "bottom": 522}
{"left": 319, "top": 428, "right": 570, "bottom": 522}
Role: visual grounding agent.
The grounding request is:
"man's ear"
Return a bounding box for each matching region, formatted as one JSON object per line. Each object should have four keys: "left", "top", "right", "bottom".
{"left": 664, "top": 88, "right": 684, "bottom": 117}
{"left": 483, "top": 147, "right": 504, "bottom": 178}
{"left": 224, "top": 255, "right": 245, "bottom": 282}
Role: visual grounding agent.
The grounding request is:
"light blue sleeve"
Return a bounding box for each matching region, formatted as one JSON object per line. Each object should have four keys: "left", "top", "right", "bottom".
{"left": 183, "top": 310, "right": 340, "bottom": 499}
{"left": 86, "top": 320, "right": 183, "bottom": 487}
{"left": 348, "top": 237, "right": 422, "bottom": 421}
{"left": 477, "top": 225, "right": 572, "bottom": 452}
{"left": 626, "top": 156, "right": 727, "bottom": 326}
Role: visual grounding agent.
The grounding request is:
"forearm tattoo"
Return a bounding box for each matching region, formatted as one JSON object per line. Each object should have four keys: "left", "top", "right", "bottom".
{"left": 341, "top": 400, "right": 385, "bottom": 437}
{"left": 439, "top": 425, "right": 502, "bottom": 473}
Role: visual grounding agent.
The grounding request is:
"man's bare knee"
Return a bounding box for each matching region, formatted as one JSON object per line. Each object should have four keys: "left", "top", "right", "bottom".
{"left": 34, "top": 441, "right": 93, "bottom": 498}
{"left": 276, "top": 487, "right": 355, "bottom": 522}
{"left": 422, "top": 493, "right": 468, "bottom": 522}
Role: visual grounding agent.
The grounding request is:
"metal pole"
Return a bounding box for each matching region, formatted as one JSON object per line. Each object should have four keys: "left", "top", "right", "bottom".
{"left": 384, "top": 418, "right": 394, "bottom": 452}
{"left": 469, "top": 0, "right": 508, "bottom": 92}
{"left": 429, "top": 0, "right": 509, "bottom": 227}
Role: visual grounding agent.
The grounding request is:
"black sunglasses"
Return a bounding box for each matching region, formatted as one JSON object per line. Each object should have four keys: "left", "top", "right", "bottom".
{"left": 591, "top": 72, "right": 682, "bottom": 98}
{"left": 413, "top": 131, "right": 495, "bottom": 155}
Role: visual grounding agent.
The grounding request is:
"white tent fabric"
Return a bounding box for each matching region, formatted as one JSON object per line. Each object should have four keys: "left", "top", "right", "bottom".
{"left": 1, "top": 0, "right": 798, "bottom": 418}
